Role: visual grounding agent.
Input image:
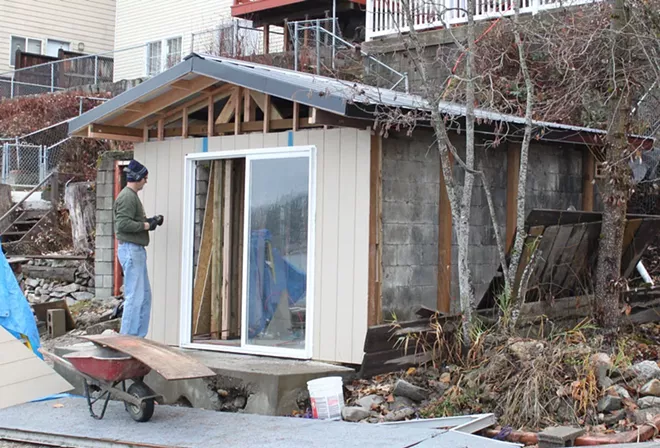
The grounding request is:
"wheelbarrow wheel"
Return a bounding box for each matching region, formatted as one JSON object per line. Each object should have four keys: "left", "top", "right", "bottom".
{"left": 125, "top": 382, "right": 155, "bottom": 422}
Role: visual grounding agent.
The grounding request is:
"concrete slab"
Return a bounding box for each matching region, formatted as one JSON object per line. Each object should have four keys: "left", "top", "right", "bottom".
{"left": 53, "top": 343, "right": 354, "bottom": 416}
{"left": 0, "top": 398, "right": 442, "bottom": 448}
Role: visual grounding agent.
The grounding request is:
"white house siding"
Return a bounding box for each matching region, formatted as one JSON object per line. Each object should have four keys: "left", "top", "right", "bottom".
{"left": 133, "top": 128, "right": 371, "bottom": 365}
{"left": 0, "top": 0, "right": 116, "bottom": 73}
{"left": 113, "top": 0, "right": 234, "bottom": 81}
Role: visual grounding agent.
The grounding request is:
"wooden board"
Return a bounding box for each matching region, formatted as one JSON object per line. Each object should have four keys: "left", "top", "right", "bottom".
{"left": 31, "top": 300, "right": 75, "bottom": 331}
{"left": 221, "top": 160, "right": 233, "bottom": 339}
{"left": 211, "top": 160, "right": 223, "bottom": 337}
{"left": 83, "top": 335, "right": 215, "bottom": 381}
{"left": 0, "top": 326, "right": 72, "bottom": 410}
{"left": 524, "top": 209, "right": 649, "bottom": 228}
{"left": 621, "top": 219, "right": 660, "bottom": 277}
{"left": 546, "top": 224, "right": 583, "bottom": 297}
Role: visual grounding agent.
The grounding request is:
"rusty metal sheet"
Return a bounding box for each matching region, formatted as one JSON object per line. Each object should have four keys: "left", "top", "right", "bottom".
{"left": 82, "top": 335, "right": 215, "bottom": 381}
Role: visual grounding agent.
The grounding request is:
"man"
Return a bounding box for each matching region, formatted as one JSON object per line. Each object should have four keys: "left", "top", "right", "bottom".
{"left": 114, "top": 160, "right": 163, "bottom": 337}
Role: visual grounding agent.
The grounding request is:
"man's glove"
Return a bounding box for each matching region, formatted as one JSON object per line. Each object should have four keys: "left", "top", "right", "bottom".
{"left": 146, "top": 216, "right": 159, "bottom": 231}
{"left": 155, "top": 215, "right": 164, "bottom": 226}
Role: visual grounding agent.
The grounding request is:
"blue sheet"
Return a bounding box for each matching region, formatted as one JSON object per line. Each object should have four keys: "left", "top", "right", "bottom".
{"left": 0, "top": 249, "right": 42, "bottom": 358}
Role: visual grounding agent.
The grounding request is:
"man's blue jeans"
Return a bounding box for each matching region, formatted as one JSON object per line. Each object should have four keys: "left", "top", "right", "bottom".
{"left": 118, "top": 241, "right": 152, "bottom": 337}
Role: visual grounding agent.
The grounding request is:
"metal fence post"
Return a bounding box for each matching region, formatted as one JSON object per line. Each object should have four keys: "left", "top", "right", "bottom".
{"left": 332, "top": 0, "right": 337, "bottom": 69}
{"left": 94, "top": 55, "right": 99, "bottom": 85}
{"left": 1, "top": 142, "right": 7, "bottom": 183}
{"left": 233, "top": 20, "right": 239, "bottom": 56}
{"left": 39, "top": 145, "right": 44, "bottom": 184}
{"left": 50, "top": 63, "right": 55, "bottom": 92}
{"left": 10, "top": 75, "right": 14, "bottom": 99}
{"left": 316, "top": 20, "right": 321, "bottom": 75}
{"left": 294, "top": 21, "right": 299, "bottom": 72}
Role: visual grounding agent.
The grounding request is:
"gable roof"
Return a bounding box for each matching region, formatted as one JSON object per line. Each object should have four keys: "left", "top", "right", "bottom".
{"left": 68, "top": 53, "right": 653, "bottom": 148}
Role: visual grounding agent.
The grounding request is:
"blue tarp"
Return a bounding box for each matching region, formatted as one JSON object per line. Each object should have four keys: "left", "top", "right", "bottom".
{"left": 247, "top": 230, "right": 307, "bottom": 338}
{"left": 0, "top": 249, "right": 42, "bottom": 358}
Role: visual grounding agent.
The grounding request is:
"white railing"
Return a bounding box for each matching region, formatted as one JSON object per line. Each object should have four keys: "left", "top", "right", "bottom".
{"left": 366, "top": 0, "right": 600, "bottom": 40}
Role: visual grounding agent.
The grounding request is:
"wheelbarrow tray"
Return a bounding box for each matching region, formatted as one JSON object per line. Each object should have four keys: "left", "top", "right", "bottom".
{"left": 64, "top": 346, "right": 151, "bottom": 382}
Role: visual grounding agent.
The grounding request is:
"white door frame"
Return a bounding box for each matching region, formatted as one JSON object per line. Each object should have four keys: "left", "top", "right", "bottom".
{"left": 179, "top": 146, "right": 317, "bottom": 359}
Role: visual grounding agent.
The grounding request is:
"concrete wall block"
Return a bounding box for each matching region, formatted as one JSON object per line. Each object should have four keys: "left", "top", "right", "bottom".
{"left": 95, "top": 262, "right": 113, "bottom": 276}
{"left": 382, "top": 244, "right": 398, "bottom": 267}
{"left": 383, "top": 223, "right": 412, "bottom": 245}
{"left": 383, "top": 266, "right": 413, "bottom": 287}
{"left": 196, "top": 180, "right": 208, "bottom": 194}
{"left": 97, "top": 197, "right": 114, "bottom": 211}
{"left": 96, "top": 183, "right": 113, "bottom": 198}
{"left": 395, "top": 244, "right": 425, "bottom": 266}
{"left": 96, "top": 248, "right": 114, "bottom": 263}
{"left": 96, "top": 235, "right": 114, "bottom": 249}
{"left": 411, "top": 265, "right": 437, "bottom": 286}
{"left": 96, "top": 210, "right": 113, "bottom": 224}
{"left": 383, "top": 180, "right": 412, "bottom": 203}
{"left": 96, "top": 171, "right": 106, "bottom": 185}
{"left": 102, "top": 275, "right": 114, "bottom": 289}
{"left": 410, "top": 224, "right": 437, "bottom": 244}
{"left": 95, "top": 287, "right": 113, "bottom": 299}
{"left": 196, "top": 166, "right": 210, "bottom": 181}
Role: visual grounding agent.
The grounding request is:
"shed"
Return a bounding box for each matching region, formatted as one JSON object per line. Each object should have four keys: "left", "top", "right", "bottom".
{"left": 70, "top": 54, "right": 647, "bottom": 365}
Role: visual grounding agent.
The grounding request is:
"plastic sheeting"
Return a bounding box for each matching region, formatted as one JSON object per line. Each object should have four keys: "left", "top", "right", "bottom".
{"left": 0, "top": 249, "right": 41, "bottom": 358}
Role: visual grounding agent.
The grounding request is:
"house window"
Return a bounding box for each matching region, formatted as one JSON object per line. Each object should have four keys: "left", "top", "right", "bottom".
{"left": 146, "top": 37, "right": 182, "bottom": 76}
{"left": 147, "top": 41, "right": 162, "bottom": 76}
{"left": 46, "top": 39, "right": 70, "bottom": 57}
{"left": 9, "top": 36, "right": 42, "bottom": 66}
{"left": 165, "top": 37, "right": 182, "bottom": 69}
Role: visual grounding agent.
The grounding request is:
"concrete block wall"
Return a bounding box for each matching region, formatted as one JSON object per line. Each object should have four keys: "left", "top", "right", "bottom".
{"left": 94, "top": 151, "right": 134, "bottom": 298}
{"left": 381, "top": 135, "right": 440, "bottom": 321}
{"left": 193, "top": 163, "right": 210, "bottom": 273}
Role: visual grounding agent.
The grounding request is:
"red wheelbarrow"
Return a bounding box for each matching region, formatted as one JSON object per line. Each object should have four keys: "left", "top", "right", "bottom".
{"left": 41, "top": 334, "right": 216, "bottom": 423}
{"left": 42, "top": 345, "right": 160, "bottom": 422}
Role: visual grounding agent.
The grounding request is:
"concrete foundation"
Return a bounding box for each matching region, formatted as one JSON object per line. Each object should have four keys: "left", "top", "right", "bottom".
{"left": 53, "top": 343, "right": 354, "bottom": 416}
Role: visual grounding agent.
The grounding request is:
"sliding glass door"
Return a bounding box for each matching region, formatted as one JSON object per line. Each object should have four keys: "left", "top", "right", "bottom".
{"left": 242, "top": 153, "right": 313, "bottom": 356}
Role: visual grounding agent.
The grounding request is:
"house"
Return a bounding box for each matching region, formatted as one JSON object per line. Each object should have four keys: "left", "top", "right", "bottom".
{"left": 68, "top": 54, "right": 636, "bottom": 365}
{"left": 0, "top": 0, "right": 116, "bottom": 74}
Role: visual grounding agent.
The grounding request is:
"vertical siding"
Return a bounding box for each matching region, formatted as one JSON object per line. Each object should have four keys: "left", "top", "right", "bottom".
{"left": 0, "top": 0, "right": 116, "bottom": 73}
{"left": 141, "top": 129, "right": 371, "bottom": 365}
{"left": 113, "top": 0, "right": 234, "bottom": 81}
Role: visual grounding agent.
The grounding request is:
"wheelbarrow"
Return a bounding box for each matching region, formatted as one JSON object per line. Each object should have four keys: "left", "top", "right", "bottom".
{"left": 41, "top": 346, "right": 161, "bottom": 422}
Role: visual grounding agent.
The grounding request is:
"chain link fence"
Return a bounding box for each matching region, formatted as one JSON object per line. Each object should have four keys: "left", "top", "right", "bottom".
{"left": 191, "top": 19, "right": 285, "bottom": 58}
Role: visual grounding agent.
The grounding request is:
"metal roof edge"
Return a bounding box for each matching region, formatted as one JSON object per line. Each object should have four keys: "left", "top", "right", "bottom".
{"left": 67, "top": 58, "right": 196, "bottom": 135}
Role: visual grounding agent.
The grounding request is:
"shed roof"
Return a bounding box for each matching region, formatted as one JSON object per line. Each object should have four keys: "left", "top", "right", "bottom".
{"left": 68, "top": 53, "right": 651, "bottom": 147}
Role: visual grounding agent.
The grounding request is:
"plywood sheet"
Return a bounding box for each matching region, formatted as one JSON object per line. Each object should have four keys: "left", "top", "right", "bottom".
{"left": 0, "top": 326, "right": 72, "bottom": 410}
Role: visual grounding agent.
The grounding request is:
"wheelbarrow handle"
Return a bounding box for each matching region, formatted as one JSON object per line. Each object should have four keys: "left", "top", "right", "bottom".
{"left": 39, "top": 348, "right": 95, "bottom": 383}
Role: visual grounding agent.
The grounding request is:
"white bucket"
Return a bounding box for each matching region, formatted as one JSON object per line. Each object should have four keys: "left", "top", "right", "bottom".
{"left": 307, "top": 376, "right": 344, "bottom": 420}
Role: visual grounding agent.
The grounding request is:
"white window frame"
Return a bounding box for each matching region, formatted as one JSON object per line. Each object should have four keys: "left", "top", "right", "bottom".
{"left": 179, "top": 146, "right": 317, "bottom": 360}
{"left": 9, "top": 35, "right": 44, "bottom": 67}
{"left": 45, "top": 38, "right": 71, "bottom": 57}
{"left": 144, "top": 35, "right": 183, "bottom": 76}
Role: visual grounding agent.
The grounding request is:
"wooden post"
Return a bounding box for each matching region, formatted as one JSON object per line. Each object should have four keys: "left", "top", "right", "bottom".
{"left": 263, "top": 94, "right": 271, "bottom": 133}
{"left": 437, "top": 154, "right": 453, "bottom": 314}
{"left": 221, "top": 160, "right": 233, "bottom": 339}
{"left": 283, "top": 20, "right": 290, "bottom": 52}
{"left": 182, "top": 106, "right": 189, "bottom": 138}
{"left": 143, "top": 125, "right": 149, "bottom": 142}
{"left": 303, "top": 14, "right": 310, "bottom": 46}
{"left": 157, "top": 118, "right": 164, "bottom": 141}
{"left": 244, "top": 89, "right": 255, "bottom": 123}
{"left": 582, "top": 149, "right": 595, "bottom": 211}
{"left": 368, "top": 134, "right": 383, "bottom": 326}
{"left": 292, "top": 102, "right": 300, "bottom": 132}
{"left": 207, "top": 96, "right": 214, "bottom": 137}
{"left": 506, "top": 143, "right": 521, "bottom": 252}
{"left": 263, "top": 24, "right": 270, "bottom": 55}
{"left": 49, "top": 171, "right": 59, "bottom": 210}
{"left": 210, "top": 161, "right": 223, "bottom": 338}
{"left": 234, "top": 87, "right": 242, "bottom": 135}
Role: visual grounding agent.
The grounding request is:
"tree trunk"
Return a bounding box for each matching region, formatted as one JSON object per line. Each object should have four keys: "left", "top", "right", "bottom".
{"left": 64, "top": 182, "right": 96, "bottom": 254}
{"left": 594, "top": 0, "right": 633, "bottom": 329}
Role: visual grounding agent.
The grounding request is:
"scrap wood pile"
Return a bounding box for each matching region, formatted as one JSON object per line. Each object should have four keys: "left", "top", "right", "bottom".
{"left": 351, "top": 320, "right": 660, "bottom": 439}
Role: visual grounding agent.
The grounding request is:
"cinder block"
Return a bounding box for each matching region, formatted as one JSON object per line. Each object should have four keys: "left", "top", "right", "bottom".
{"left": 95, "top": 287, "right": 113, "bottom": 298}
{"left": 383, "top": 266, "right": 413, "bottom": 287}
{"left": 96, "top": 248, "right": 113, "bottom": 263}
{"left": 411, "top": 265, "right": 437, "bottom": 286}
{"left": 96, "top": 183, "right": 113, "bottom": 198}
{"left": 383, "top": 224, "right": 412, "bottom": 245}
{"left": 95, "top": 262, "right": 113, "bottom": 276}
{"left": 96, "top": 210, "right": 113, "bottom": 224}
{"left": 96, "top": 171, "right": 106, "bottom": 184}
{"left": 381, "top": 245, "right": 398, "bottom": 267}
{"left": 47, "top": 309, "right": 66, "bottom": 338}
{"left": 98, "top": 197, "right": 114, "bottom": 211}
{"left": 96, "top": 236, "right": 114, "bottom": 249}
{"left": 96, "top": 222, "right": 114, "bottom": 237}
{"left": 538, "top": 426, "right": 586, "bottom": 448}
{"left": 103, "top": 275, "right": 114, "bottom": 289}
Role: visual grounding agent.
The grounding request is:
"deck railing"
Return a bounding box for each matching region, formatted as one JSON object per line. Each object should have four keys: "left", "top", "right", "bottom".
{"left": 366, "top": 0, "right": 599, "bottom": 40}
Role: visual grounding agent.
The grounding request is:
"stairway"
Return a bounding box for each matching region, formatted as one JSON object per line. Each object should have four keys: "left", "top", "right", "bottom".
{"left": 0, "top": 209, "right": 52, "bottom": 252}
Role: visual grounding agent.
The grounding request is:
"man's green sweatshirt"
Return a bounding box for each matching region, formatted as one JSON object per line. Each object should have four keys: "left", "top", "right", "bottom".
{"left": 114, "top": 187, "right": 149, "bottom": 246}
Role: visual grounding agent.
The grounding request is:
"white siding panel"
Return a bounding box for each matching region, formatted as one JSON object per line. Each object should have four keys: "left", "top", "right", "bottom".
{"left": 113, "top": 0, "right": 234, "bottom": 81}
{"left": 0, "top": 0, "right": 115, "bottom": 73}
{"left": 144, "top": 129, "right": 370, "bottom": 364}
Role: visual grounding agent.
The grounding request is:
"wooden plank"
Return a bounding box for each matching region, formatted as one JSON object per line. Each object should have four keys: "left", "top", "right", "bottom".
{"left": 525, "top": 225, "right": 560, "bottom": 296}
{"left": 524, "top": 209, "right": 650, "bottom": 228}
{"left": 84, "top": 335, "right": 215, "bottom": 380}
{"left": 622, "top": 219, "right": 660, "bottom": 277}
{"left": 210, "top": 160, "right": 223, "bottom": 338}
{"left": 262, "top": 93, "right": 271, "bottom": 133}
{"left": 250, "top": 91, "right": 283, "bottom": 120}
{"left": 549, "top": 223, "right": 589, "bottom": 297}
{"left": 234, "top": 88, "right": 242, "bottom": 135}
{"left": 207, "top": 96, "right": 215, "bottom": 137}
{"left": 310, "top": 109, "right": 374, "bottom": 129}
{"left": 182, "top": 107, "right": 189, "bottom": 138}
{"left": 359, "top": 350, "right": 433, "bottom": 378}
{"left": 318, "top": 128, "right": 342, "bottom": 362}
{"left": 89, "top": 124, "right": 143, "bottom": 138}
{"left": 263, "top": 24, "right": 270, "bottom": 54}
{"left": 88, "top": 132, "right": 143, "bottom": 143}
{"left": 192, "top": 163, "right": 215, "bottom": 336}
{"left": 582, "top": 150, "right": 595, "bottom": 211}
{"left": 540, "top": 225, "right": 574, "bottom": 292}
{"left": 244, "top": 89, "right": 255, "bottom": 122}
{"left": 148, "top": 85, "right": 233, "bottom": 127}
{"left": 143, "top": 125, "right": 149, "bottom": 142}
{"left": 368, "top": 134, "right": 383, "bottom": 326}
{"left": 157, "top": 119, "right": 164, "bottom": 142}
{"left": 221, "top": 160, "right": 233, "bottom": 339}
{"left": 438, "top": 153, "right": 453, "bottom": 313}
{"left": 506, "top": 143, "right": 521, "bottom": 252}
{"left": 292, "top": 101, "right": 300, "bottom": 132}
{"left": 31, "top": 300, "right": 74, "bottom": 331}
{"left": 215, "top": 92, "right": 237, "bottom": 125}
{"left": 230, "top": 158, "right": 246, "bottom": 338}
{"left": 336, "top": 128, "right": 358, "bottom": 362}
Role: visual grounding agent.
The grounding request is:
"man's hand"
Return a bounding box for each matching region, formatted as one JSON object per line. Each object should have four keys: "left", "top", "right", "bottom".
{"left": 146, "top": 216, "right": 159, "bottom": 231}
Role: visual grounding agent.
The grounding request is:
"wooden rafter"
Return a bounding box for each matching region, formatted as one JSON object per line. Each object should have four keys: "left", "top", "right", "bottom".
{"left": 157, "top": 119, "right": 165, "bottom": 141}
{"left": 244, "top": 89, "right": 255, "bottom": 122}
{"left": 207, "top": 96, "right": 215, "bottom": 137}
{"left": 263, "top": 93, "right": 271, "bottom": 133}
{"left": 250, "top": 91, "right": 283, "bottom": 120}
{"left": 182, "top": 107, "right": 189, "bottom": 138}
{"left": 215, "top": 92, "right": 237, "bottom": 125}
{"left": 87, "top": 124, "right": 144, "bottom": 143}
{"left": 109, "top": 75, "right": 218, "bottom": 127}
{"left": 147, "top": 84, "right": 233, "bottom": 127}
{"left": 148, "top": 118, "right": 319, "bottom": 140}
{"left": 234, "top": 87, "right": 242, "bottom": 135}
{"left": 292, "top": 102, "right": 300, "bottom": 132}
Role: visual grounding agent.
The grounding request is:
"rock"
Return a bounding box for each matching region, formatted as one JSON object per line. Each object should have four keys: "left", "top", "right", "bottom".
{"left": 232, "top": 396, "right": 247, "bottom": 409}
{"left": 602, "top": 409, "right": 626, "bottom": 425}
{"left": 608, "top": 385, "right": 631, "bottom": 400}
{"left": 597, "top": 395, "right": 623, "bottom": 412}
{"left": 357, "top": 394, "right": 385, "bottom": 410}
{"left": 25, "top": 278, "right": 40, "bottom": 288}
{"left": 66, "top": 297, "right": 77, "bottom": 307}
{"left": 40, "top": 294, "right": 50, "bottom": 302}
{"left": 72, "top": 291, "right": 94, "bottom": 301}
{"left": 217, "top": 389, "right": 229, "bottom": 398}
{"left": 625, "top": 361, "right": 660, "bottom": 386}
{"left": 54, "top": 283, "right": 80, "bottom": 294}
{"left": 101, "top": 328, "right": 117, "bottom": 335}
{"left": 634, "top": 406, "right": 660, "bottom": 424}
{"left": 49, "top": 291, "right": 67, "bottom": 298}
{"left": 342, "top": 406, "right": 370, "bottom": 422}
{"left": 591, "top": 354, "right": 614, "bottom": 388}
{"left": 509, "top": 339, "right": 545, "bottom": 362}
{"left": 390, "top": 396, "right": 415, "bottom": 412}
{"left": 88, "top": 278, "right": 95, "bottom": 288}
{"left": 85, "top": 318, "right": 121, "bottom": 335}
{"left": 440, "top": 372, "right": 451, "bottom": 384}
{"left": 638, "top": 396, "right": 660, "bottom": 409}
{"left": 383, "top": 407, "right": 415, "bottom": 422}
{"left": 641, "top": 379, "right": 660, "bottom": 397}
{"left": 393, "top": 379, "right": 428, "bottom": 402}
